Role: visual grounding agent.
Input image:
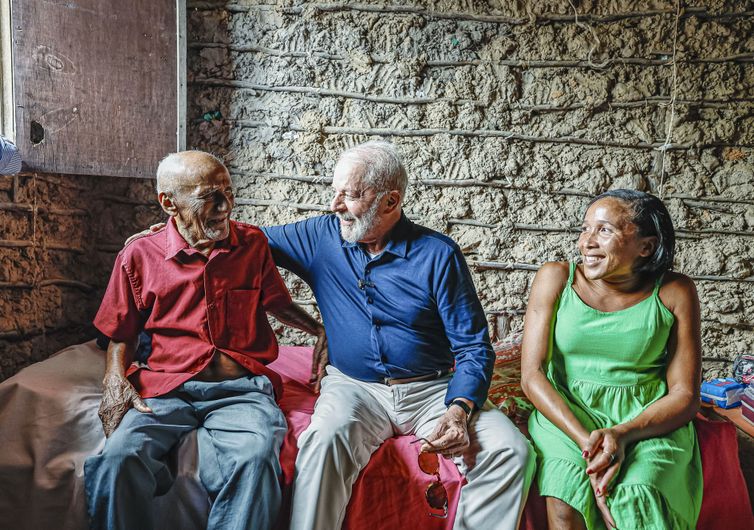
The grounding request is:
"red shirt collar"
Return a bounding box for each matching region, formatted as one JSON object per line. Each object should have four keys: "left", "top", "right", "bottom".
{"left": 164, "top": 217, "right": 239, "bottom": 261}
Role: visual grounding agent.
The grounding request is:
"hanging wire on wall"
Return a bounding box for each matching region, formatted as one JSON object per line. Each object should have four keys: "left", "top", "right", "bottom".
{"left": 568, "top": 0, "right": 684, "bottom": 199}
{"left": 658, "top": 0, "right": 682, "bottom": 199}
{"left": 567, "top": 0, "right": 611, "bottom": 69}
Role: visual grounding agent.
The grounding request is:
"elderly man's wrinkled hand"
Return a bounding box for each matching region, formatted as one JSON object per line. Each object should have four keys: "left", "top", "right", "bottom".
{"left": 421, "top": 407, "right": 470, "bottom": 458}
{"left": 98, "top": 374, "right": 152, "bottom": 437}
{"left": 124, "top": 223, "right": 166, "bottom": 246}
{"left": 310, "top": 329, "right": 328, "bottom": 393}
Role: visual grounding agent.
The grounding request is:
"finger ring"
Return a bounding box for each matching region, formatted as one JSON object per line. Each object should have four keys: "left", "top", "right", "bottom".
{"left": 604, "top": 451, "right": 616, "bottom": 464}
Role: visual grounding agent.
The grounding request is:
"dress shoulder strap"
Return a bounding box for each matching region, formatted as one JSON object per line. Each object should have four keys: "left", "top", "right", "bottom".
{"left": 652, "top": 273, "right": 666, "bottom": 296}
{"left": 566, "top": 261, "right": 577, "bottom": 288}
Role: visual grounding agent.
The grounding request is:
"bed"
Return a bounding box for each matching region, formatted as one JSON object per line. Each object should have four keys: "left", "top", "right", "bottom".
{"left": 0, "top": 340, "right": 750, "bottom": 529}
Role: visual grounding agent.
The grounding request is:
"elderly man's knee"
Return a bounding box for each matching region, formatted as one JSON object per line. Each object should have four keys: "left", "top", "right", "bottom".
{"left": 232, "top": 431, "right": 282, "bottom": 473}
{"left": 88, "top": 435, "right": 154, "bottom": 481}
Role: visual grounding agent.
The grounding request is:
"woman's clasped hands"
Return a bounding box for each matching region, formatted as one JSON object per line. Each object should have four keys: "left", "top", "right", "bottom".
{"left": 581, "top": 427, "right": 627, "bottom": 529}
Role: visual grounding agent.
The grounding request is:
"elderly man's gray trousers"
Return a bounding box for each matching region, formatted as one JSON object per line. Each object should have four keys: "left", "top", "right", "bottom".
{"left": 290, "top": 365, "right": 537, "bottom": 530}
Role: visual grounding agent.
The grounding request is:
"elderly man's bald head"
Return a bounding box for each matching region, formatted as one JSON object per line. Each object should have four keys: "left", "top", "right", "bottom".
{"left": 156, "top": 151, "right": 228, "bottom": 196}
{"left": 156, "top": 150, "right": 235, "bottom": 250}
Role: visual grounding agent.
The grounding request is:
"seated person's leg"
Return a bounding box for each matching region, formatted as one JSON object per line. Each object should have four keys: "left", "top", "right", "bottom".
{"left": 412, "top": 387, "right": 535, "bottom": 530}
{"left": 546, "top": 496, "right": 588, "bottom": 530}
{"left": 191, "top": 375, "right": 287, "bottom": 530}
{"left": 291, "top": 365, "right": 394, "bottom": 530}
{"left": 456, "top": 404, "right": 535, "bottom": 530}
{"left": 84, "top": 394, "right": 197, "bottom": 530}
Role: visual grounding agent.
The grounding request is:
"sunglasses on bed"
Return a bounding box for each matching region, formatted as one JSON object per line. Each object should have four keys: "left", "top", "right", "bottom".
{"left": 412, "top": 438, "right": 448, "bottom": 519}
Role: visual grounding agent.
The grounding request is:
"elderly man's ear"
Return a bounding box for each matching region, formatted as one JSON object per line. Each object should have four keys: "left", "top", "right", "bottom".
{"left": 158, "top": 192, "right": 180, "bottom": 217}
{"left": 385, "top": 190, "right": 401, "bottom": 213}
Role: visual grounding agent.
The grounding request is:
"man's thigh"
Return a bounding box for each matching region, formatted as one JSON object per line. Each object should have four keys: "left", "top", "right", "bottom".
{"left": 303, "top": 366, "right": 394, "bottom": 446}
{"left": 392, "top": 377, "right": 451, "bottom": 437}
{"left": 190, "top": 376, "right": 288, "bottom": 494}
{"left": 103, "top": 393, "right": 199, "bottom": 462}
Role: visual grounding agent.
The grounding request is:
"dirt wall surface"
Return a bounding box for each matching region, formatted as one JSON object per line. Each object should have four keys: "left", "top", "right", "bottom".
{"left": 1, "top": 0, "right": 752, "bottom": 380}
{"left": 187, "top": 0, "right": 754, "bottom": 378}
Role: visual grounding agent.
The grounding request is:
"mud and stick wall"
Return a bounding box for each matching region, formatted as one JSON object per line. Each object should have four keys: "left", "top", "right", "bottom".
{"left": 187, "top": 0, "right": 754, "bottom": 376}
{"left": 1, "top": 1, "right": 753, "bottom": 380}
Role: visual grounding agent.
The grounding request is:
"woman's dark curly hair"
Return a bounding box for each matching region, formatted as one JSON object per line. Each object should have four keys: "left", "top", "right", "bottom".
{"left": 586, "top": 189, "right": 675, "bottom": 279}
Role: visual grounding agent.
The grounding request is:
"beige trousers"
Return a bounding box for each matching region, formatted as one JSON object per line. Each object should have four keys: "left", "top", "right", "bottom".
{"left": 289, "top": 366, "right": 536, "bottom": 530}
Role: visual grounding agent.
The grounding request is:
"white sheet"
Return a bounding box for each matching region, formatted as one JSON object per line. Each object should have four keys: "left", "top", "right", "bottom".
{"left": 0, "top": 340, "right": 209, "bottom": 530}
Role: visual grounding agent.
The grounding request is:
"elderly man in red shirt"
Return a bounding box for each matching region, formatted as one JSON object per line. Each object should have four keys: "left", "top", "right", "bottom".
{"left": 84, "top": 151, "right": 326, "bottom": 530}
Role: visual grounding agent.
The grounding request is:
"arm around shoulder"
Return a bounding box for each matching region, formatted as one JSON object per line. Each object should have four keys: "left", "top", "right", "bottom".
{"left": 261, "top": 215, "right": 331, "bottom": 275}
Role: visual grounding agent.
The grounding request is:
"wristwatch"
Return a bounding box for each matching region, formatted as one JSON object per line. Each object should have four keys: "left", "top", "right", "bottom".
{"left": 448, "top": 399, "right": 473, "bottom": 422}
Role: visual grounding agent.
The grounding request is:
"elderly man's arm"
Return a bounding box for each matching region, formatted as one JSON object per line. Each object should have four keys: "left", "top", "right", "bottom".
{"left": 268, "top": 302, "right": 328, "bottom": 392}
{"left": 422, "top": 248, "right": 494, "bottom": 457}
{"left": 99, "top": 339, "right": 152, "bottom": 437}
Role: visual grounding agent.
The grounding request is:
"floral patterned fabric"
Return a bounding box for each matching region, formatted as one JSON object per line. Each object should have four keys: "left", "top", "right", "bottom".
{"left": 487, "top": 332, "right": 534, "bottom": 425}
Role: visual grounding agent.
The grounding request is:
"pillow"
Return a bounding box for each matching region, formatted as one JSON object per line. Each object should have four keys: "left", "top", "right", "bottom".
{"left": 487, "top": 332, "right": 533, "bottom": 425}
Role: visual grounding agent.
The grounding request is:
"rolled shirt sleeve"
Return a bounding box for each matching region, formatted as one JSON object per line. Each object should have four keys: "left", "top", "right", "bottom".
{"left": 93, "top": 251, "right": 145, "bottom": 342}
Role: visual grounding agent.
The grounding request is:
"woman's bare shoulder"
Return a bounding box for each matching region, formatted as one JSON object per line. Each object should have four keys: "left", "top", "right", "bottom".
{"left": 659, "top": 271, "right": 699, "bottom": 311}
{"left": 537, "top": 261, "right": 570, "bottom": 277}
{"left": 531, "top": 261, "right": 571, "bottom": 296}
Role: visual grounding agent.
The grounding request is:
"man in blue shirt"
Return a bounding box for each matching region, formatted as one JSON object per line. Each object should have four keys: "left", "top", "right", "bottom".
{"left": 262, "top": 141, "right": 535, "bottom": 530}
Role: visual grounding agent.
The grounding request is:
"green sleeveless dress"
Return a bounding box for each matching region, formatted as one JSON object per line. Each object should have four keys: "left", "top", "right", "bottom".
{"left": 528, "top": 262, "right": 702, "bottom": 530}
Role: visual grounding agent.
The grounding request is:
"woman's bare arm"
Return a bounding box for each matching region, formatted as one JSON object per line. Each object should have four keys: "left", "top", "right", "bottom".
{"left": 521, "top": 262, "right": 591, "bottom": 449}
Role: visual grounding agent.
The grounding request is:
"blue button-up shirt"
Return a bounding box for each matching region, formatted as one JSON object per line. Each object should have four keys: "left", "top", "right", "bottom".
{"left": 262, "top": 213, "right": 494, "bottom": 407}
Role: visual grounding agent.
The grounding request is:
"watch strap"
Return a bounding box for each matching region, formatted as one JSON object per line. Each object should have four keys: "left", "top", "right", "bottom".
{"left": 449, "top": 399, "right": 473, "bottom": 420}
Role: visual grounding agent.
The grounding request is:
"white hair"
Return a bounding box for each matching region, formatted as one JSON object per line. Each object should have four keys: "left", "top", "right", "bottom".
{"left": 336, "top": 140, "right": 408, "bottom": 196}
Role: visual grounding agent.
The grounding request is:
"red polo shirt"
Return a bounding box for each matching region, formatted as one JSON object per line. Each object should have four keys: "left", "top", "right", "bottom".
{"left": 94, "top": 219, "right": 293, "bottom": 399}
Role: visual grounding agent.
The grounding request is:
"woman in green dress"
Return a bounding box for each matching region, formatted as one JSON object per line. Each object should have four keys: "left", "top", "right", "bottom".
{"left": 521, "top": 190, "right": 703, "bottom": 529}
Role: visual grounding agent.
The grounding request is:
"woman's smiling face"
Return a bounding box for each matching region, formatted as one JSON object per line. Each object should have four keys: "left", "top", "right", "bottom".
{"left": 578, "top": 197, "right": 656, "bottom": 282}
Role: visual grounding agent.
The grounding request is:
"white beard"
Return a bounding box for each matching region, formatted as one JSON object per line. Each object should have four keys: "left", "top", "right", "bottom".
{"left": 337, "top": 196, "right": 382, "bottom": 243}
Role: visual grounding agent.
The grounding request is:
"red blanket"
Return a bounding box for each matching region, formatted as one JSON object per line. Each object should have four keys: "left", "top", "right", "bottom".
{"left": 271, "top": 346, "right": 753, "bottom": 530}
{"left": 0, "top": 341, "right": 749, "bottom": 529}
